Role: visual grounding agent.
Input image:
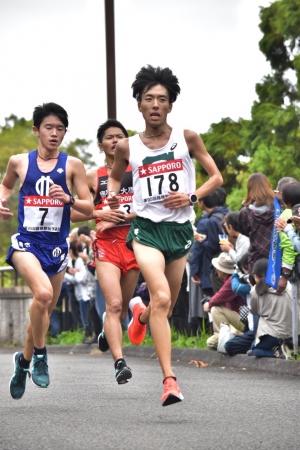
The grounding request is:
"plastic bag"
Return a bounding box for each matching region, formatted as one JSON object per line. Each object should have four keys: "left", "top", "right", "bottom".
{"left": 217, "top": 323, "right": 236, "bottom": 354}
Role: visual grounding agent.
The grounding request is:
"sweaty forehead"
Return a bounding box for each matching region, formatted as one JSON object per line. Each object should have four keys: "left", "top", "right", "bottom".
{"left": 41, "top": 115, "right": 65, "bottom": 127}
{"left": 142, "top": 84, "right": 169, "bottom": 98}
{"left": 103, "top": 127, "right": 125, "bottom": 137}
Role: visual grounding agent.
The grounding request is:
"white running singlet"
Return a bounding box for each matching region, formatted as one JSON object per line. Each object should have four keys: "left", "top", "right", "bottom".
{"left": 129, "top": 129, "right": 196, "bottom": 223}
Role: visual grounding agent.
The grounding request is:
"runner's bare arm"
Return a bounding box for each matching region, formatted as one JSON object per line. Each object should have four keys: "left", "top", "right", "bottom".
{"left": 0, "top": 155, "right": 22, "bottom": 219}
{"left": 185, "top": 130, "right": 223, "bottom": 198}
{"left": 162, "top": 131, "right": 223, "bottom": 210}
{"left": 107, "top": 139, "right": 130, "bottom": 209}
{"left": 68, "top": 158, "right": 93, "bottom": 216}
{"left": 71, "top": 170, "right": 96, "bottom": 222}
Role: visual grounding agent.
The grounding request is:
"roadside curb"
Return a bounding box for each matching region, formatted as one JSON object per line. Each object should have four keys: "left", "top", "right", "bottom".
{"left": 1, "top": 344, "right": 300, "bottom": 377}
{"left": 121, "top": 346, "right": 300, "bottom": 377}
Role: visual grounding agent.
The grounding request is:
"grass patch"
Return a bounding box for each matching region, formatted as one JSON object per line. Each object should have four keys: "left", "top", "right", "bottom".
{"left": 47, "top": 329, "right": 85, "bottom": 346}
{"left": 46, "top": 326, "right": 210, "bottom": 349}
{"left": 123, "top": 326, "right": 209, "bottom": 349}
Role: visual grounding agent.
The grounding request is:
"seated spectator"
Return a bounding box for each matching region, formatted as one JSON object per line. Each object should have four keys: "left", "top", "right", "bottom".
{"left": 249, "top": 258, "right": 293, "bottom": 358}
{"left": 220, "top": 211, "right": 250, "bottom": 265}
{"left": 230, "top": 253, "right": 251, "bottom": 302}
{"left": 225, "top": 253, "right": 259, "bottom": 355}
{"left": 203, "top": 252, "right": 246, "bottom": 349}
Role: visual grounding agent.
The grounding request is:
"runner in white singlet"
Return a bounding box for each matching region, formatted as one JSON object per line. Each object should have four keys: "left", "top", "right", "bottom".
{"left": 107, "top": 65, "right": 223, "bottom": 406}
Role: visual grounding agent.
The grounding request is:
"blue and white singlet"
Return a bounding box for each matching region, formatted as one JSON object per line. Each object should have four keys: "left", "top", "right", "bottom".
{"left": 17, "top": 149, "right": 71, "bottom": 243}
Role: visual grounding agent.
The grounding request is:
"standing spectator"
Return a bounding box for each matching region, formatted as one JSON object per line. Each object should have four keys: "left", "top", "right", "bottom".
{"left": 65, "top": 241, "right": 93, "bottom": 340}
{"left": 49, "top": 281, "right": 68, "bottom": 338}
{"left": 238, "top": 172, "right": 275, "bottom": 272}
{"left": 276, "top": 191, "right": 300, "bottom": 254}
{"left": 77, "top": 226, "right": 102, "bottom": 344}
{"left": 274, "top": 182, "right": 300, "bottom": 288}
{"left": 274, "top": 177, "right": 297, "bottom": 207}
{"left": 190, "top": 188, "right": 229, "bottom": 298}
{"left": 66, "top": 227, "right": 82, "bottom": 329}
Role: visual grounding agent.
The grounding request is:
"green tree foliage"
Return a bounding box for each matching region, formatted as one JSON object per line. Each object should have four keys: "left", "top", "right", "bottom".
{"left": 197, "top": 0, "right": 300, "bottom": 212}
{"left": 200, "top": 117, "right": 249, "bottom": 190}
{"left": 245, "top": 0, "right": 300, "bottom": 186}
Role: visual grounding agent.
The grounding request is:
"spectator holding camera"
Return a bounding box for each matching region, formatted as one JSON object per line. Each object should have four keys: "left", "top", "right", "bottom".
{"left": 249, "top": 258, "right": 293, "bottom": 358}
{"left": 203, "top": 252, "right": 246, "bottom": 349}
{"left": 225, "top": 253, "right": 259, "bottom": 355}
{"left": 230, "top": 253, "right": 252, "bottom": 301}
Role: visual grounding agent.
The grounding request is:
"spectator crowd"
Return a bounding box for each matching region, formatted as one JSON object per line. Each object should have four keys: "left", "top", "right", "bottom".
{"left": 50, "top": 172, "right": 300, "bottom": 363}
{"left": 189, "top": 173, "right": 300, "bottom": 359}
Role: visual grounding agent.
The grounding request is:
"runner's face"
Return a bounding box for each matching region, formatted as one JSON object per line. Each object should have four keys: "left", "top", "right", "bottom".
{"left": 33, "top": 115, "right": 66, "bottom": 152}
{"left": 138, "top": 84, "right": 172, "bottom": 126}
{"left": 99, "top": 127, "right": 126, "bottom": 157}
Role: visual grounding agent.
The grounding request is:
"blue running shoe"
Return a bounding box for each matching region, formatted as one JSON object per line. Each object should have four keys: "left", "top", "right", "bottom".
{"left": 9, "top": 351, "right": 30, "bottom": 400}
{"left": 31, "top": 354, "right": 50, "bottom": 388}
{"left": 115, "top": 358, "right": 132, "bottom": 385}
{"left": 98, "top": 312, "right": 109, "bottom": 352}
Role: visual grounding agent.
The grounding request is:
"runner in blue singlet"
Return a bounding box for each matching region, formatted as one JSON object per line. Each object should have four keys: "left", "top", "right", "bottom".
{"left": 0, "top": 102, "right": 93, "bottom": 400}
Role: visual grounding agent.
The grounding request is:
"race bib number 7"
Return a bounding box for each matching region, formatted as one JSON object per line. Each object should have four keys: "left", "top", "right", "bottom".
{"left": 23, "top": 196, "right": 64, "bottom": 232}
{"left": 138, "top": 159, "right": 184, "bottom": 203}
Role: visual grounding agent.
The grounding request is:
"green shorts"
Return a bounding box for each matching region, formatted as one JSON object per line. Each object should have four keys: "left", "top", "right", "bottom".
{"left": 126, "top": 217, "right": 194, "bottom": 264}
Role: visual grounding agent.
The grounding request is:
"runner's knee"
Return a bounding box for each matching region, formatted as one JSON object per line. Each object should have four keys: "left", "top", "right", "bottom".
{"left": 106, "top": 300, "right": 122, "bottom": 316}
{"left": 33, "top": 288, "right": 52, "bottom": 309}
{"left": 150, "top": 292, "right": 171, "bottom": 314}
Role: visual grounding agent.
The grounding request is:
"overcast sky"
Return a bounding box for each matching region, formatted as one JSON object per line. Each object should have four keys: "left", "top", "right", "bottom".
{"left": 0, "top": 0, "right": 272, "bottom": 165}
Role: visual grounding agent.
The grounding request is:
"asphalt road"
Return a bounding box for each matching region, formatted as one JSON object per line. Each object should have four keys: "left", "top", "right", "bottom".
{"left": 1, "top": 349, "right": 300, "bottom": 450}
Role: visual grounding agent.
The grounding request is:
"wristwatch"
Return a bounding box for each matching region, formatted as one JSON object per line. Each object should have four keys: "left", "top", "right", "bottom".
{"left": 67, "top": 194, "right": 75, "bottom": 206}
{"left": 188, "top": 193, "right": 198, "bottom": 205}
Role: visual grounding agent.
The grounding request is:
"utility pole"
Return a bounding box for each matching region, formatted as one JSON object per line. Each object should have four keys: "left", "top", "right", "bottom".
{"left": 105, "top": 0, "right": 116, "bottom": 119}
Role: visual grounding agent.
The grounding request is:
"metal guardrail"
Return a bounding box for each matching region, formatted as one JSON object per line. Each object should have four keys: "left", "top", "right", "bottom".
{"left": 0, "top": 266, "right": 22, "bottom": 287}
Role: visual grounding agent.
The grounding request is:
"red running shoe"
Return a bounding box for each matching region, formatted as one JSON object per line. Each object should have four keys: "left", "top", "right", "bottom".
{"left": 128, "top": 297, "right": 147, "bottom": 345}
{"left": 161, "top": 377, "right": 184, "bottom": 407}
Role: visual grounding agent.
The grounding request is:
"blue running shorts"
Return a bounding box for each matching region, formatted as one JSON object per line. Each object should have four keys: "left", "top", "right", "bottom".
{"left": 6, "top": 233, "right": 69, "bottom": 277}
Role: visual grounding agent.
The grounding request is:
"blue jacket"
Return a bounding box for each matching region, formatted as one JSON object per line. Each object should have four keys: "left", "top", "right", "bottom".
{"left": 231, "top": 272, "right": 251, "bottom": 301}
{"left": 190, "top": 205, "right": 229, "bottom": 289}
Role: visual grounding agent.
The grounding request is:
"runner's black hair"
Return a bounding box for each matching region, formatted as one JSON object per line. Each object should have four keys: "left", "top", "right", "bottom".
{"left": 97, "top": 119, "right": 128, "bottom": 143}
{"left": 33, "top": 102, "right": 68, "bottom": 129}
{"left": 132, "top": 65, "right": 180, "bottom": 103}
